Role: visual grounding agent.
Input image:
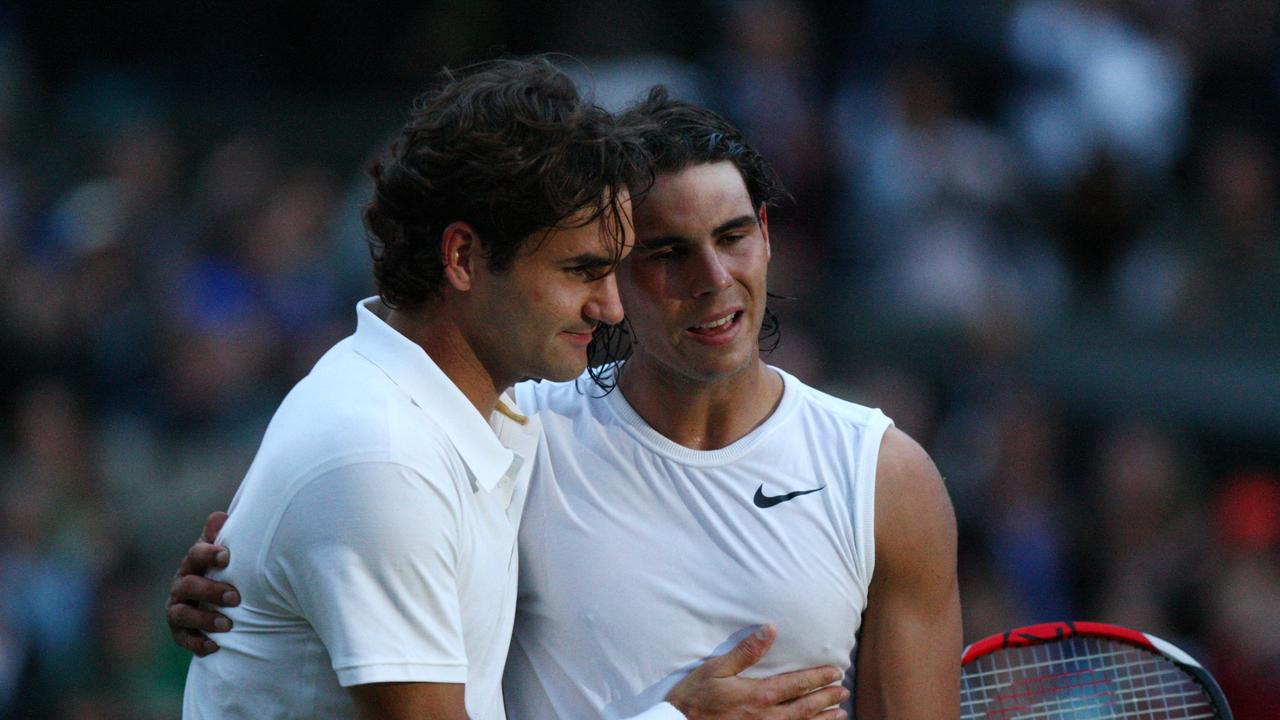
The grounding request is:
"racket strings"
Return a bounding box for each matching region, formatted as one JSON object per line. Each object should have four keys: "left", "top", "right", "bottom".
{"left": 960, "top": 637, "right": 1219, "bottom": 719}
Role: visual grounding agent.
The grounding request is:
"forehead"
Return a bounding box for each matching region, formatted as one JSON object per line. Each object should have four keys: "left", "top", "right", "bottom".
{"left": 634, "top": 162, "right": 753, "bottom": 233}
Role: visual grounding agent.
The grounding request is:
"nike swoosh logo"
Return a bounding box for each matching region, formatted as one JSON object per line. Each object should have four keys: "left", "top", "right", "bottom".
{"left": 753, "top": 484, "right": 826, "bottom": 508}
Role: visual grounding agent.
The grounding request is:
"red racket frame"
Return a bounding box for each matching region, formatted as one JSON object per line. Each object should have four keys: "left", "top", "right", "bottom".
{"left": 960, "top": 620, "right": 1233, "bottom": 719}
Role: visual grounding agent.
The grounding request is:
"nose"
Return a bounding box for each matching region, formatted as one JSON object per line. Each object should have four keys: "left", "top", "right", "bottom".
{"left": 585, "top": 273, "right": 626, "bottom": 326}
{"left": 691, "top": 247, "right": 733, "bottom": 297}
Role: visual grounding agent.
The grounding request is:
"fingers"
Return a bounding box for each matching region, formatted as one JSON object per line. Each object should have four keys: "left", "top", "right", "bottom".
{"left": 172, "top": 627, "right": 217, "bottom": 656}
{"left": 178, "top": 511, "right": 231, "bottom": 577}
{"left": 167, "top": 600, "right": 233, "bottom": 634}
{"left": 176, "top": 541, "right": 230, "bottom": 578}
{"left": 166, "top": 594, "right": 228, "bottom": 657}
{"left": 201, "top": 511, "right": 229, "bottom": 543}
{"left": 167, "top": 511, "right": 234, "bottom": 659}
{"left": 753, "top": 665, "right": 843, "bottom": 707}
{"left": 771, "top": 684, "right": 849, "bottom": 720}
{"left": 170, "top": 573, "right": 240, "bottom": 608}
{"left": 171, "top": 626, "right": 221, "bottom": 657}
{"left": 706, "top": 624, "right": 776, "bottom": 677}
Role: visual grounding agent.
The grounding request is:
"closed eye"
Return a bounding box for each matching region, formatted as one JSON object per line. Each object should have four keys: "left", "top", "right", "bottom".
{"left": 571, "top": 266, "right": 608, "bottom": 280}
{"left": 565, "top": 260, "right": 614, "bottom": 280}
{"left": 647, "top": 246, "right": 687, "bottom": 261}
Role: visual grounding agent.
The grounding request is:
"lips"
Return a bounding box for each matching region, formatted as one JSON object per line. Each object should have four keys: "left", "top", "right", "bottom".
{"left": 560, "top": 328, "right": 596, "bottom": 346}
{"left": 686, "top": 310, "right": 743, "bottom": 337}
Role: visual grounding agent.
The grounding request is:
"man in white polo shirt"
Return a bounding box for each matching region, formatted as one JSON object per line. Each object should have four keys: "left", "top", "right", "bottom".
{"left": 176, "top": 59, "right": 846, "bottom": 720}
{"left": 178, "top": 58, "right": 647, "bottom": 720}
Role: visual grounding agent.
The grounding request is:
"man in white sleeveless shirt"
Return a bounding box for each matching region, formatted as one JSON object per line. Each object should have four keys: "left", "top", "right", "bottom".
{"left": 168, "top": 87, "right": 960, "bottom": 719}
{"left": 171, "top": 60, "right": 847, "bottom": 720}
{"left": 503, "top": 89, "right": 960, "bottom": 719}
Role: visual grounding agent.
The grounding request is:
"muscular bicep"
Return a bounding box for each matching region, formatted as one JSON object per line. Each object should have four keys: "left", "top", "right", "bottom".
{"left": 349, "top": 681, "right": 468, "bottom": 720}
{"left": 855, "top": 427, "right": 961, "bottom": 719}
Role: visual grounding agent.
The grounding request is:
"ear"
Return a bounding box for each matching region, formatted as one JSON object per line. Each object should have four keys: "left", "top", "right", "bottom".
{"left": 440, "top": 221, "right": 481, "bottom": 292}
{"left": 758, "top": 204, "right": 771, "bottom": 261}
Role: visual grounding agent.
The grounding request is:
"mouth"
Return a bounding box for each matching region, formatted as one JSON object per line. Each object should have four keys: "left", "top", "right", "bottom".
{"left": 685, "top": 310, "right": 744, "bottom": 342}
{"left": 560, "top": 328, "right": 596, "bottom": 347}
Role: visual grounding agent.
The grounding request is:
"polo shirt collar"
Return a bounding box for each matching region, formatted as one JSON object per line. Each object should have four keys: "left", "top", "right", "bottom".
{"left": 351, "top": 297, "right": 514, "bottom": 492}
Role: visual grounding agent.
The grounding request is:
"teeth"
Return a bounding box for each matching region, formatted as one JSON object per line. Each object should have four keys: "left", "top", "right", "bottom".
{"left": 697, "top": 313, "right": 735, "bottom": 330}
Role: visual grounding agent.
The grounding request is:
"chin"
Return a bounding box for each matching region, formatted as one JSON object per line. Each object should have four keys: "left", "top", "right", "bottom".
{"left": 533, "top": 355, "right": 589, "bottom": 383}
{"left": 540, "top": 368, "right": 584, "bottom": 383}
{"left": 689, "top": 351, "right": 757, "bottom": 384}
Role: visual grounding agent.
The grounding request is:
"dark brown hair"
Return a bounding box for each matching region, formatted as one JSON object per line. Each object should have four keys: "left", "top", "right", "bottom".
{"left": 617, "top": 86, "right": 787, "bottom": 211}
{"left": 365, "top": 57, "right": 649, "bottom": 308}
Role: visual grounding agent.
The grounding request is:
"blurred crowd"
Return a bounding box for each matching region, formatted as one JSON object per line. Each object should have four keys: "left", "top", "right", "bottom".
{"left": 1, "top": 1, "right": 1278, "bottom": 718}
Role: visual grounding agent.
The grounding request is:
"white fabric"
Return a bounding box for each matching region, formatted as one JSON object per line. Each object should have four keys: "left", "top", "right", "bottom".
{"left": 184, "top": 298, "right": 538, "bottom": 720}
{"left": 506, "top": 368, "right": 889, "bottom": 719}
{"left": 621, "top": 702, "right": 687, "bottom": 720}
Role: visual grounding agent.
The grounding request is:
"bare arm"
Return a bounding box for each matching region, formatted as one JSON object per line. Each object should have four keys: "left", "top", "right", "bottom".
{"left": 854, "top": 427, "right": 961, "bottom": 719}
{"left": 349, "top": 681, "right": 468, "bottom": 720}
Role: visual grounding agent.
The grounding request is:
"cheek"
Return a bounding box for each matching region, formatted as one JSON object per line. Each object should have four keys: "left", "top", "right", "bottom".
{"left": 519, "top": 273, "right": 561, "bottom": 310}
{"left": 621, "top": 264, "right": 668, "bottom": 301}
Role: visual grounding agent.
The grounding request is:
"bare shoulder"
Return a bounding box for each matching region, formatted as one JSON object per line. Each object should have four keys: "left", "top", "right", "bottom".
{"left": 876, "top": 426, "right": 940, "bottom": 490}
{"left": 874, "top": 426, "right": 956, "bottom": 570}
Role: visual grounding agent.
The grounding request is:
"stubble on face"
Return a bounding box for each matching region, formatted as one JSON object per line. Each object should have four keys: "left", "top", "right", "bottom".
{"left": 469, "top": 193, "right": 634, "bottom": 387}
{"left": 620, "top": 162, "right": 770, "bottom": 392}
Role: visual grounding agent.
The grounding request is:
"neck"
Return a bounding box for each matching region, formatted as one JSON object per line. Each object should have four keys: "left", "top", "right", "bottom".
{"left": 617, "top": 355, "right": 783, "bottom": 451}
{"left": 385, "top": 305, "right": 507, "bottom": 419}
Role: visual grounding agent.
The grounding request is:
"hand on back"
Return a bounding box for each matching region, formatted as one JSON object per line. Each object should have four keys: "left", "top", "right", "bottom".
{"left": 166, "top": 516, "right": 847, "bottom": 719}
{"left": 166, "top": 511, "right": 238, "bottom": 656}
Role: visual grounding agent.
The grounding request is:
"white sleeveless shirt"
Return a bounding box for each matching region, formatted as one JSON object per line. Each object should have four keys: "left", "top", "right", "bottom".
{"left": 506, "top": 367, "right": 890, "bottom": 719}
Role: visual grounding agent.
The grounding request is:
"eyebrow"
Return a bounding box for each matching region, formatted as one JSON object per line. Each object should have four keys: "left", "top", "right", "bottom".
{"left": 636, "top": 214, "right": 759, "bottom": 250}
{"left": 713, "top": 214, "right": 760, "bottom": 236}
{"left": 561, "top": 253, "right": 617, "bottom": 270}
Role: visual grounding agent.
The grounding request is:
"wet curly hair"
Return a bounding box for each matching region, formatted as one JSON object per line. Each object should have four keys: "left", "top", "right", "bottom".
{"left": 618, "top": 86, "right": 787, "bottom": 210}
{"left": 364, "top": 57, "right": 650, "bottom": 309}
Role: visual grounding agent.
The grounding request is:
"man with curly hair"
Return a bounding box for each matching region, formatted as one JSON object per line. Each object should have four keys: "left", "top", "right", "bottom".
{"left": 501, "top": 89, "right": 960, "bottom": 719}
{"left": 175, "top": 60, "right": 843, "bottom": 720}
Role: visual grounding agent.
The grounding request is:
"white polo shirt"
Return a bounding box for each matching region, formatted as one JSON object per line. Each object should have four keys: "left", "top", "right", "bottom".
{"left": 184, "top": 298, "right": 539, "bottom": 720}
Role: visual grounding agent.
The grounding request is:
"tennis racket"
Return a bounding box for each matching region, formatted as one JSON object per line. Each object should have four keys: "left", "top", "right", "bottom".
{"left": 960, "top": 620, "right": 1232, "bottom": 719}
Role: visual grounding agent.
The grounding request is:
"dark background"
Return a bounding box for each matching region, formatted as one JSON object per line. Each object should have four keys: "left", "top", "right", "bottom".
{"left": 1, "top": 1, "right": 1278, "bottom": 717}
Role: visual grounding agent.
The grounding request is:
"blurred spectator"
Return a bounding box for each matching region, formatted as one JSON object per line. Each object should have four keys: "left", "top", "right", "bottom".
{"left": 1111, "top": 125, "right": 1280, "bottom": 333}
{"left": 1006, "top": 0, "right": 1190, "bottom": 185}
{"left": 975, "top": 391, "right": 1077, "bottom": 623}
{"left": 1206, "top": 472, "right": 1280, "bottom": 715}
{"left": 1088, "top": 421, "right": 1210, "bottom": 633}
{"left": 831, "top": 51, "right": 1068, "bottom": 333}
{"left": 0, "top": 381, "right": 110, "bottom": 716}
